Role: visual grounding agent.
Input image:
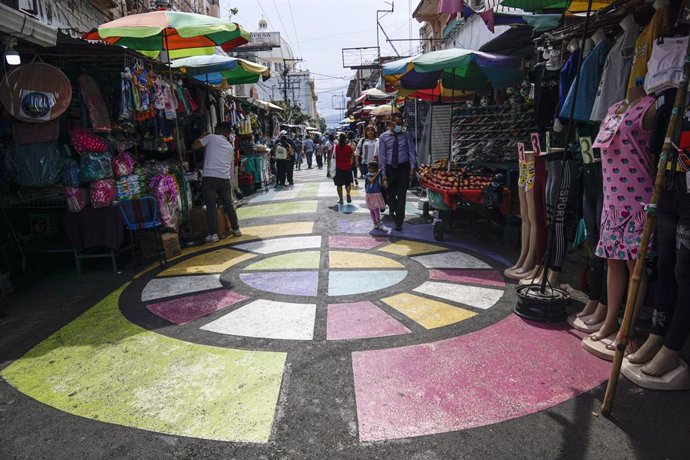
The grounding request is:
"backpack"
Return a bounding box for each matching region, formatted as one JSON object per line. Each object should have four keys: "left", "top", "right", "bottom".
{"left": 274, "top": 144, "right": 288, "bottom": 160}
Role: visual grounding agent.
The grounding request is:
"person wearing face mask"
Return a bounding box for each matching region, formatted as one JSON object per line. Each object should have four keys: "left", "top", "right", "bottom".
{"left": 378, "top": 113, "right": 417, "bottom": 231}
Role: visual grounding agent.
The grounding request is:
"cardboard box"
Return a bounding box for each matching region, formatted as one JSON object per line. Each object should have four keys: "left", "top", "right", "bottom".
{"left": 161, "top": 232, "right": 181, "bottom": 258}
{"left": 189, "top": 207, "right": 231, "bottom": 239}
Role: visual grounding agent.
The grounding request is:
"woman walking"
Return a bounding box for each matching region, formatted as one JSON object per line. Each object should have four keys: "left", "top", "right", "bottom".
{"left": 356, "top": 126, "right": 379, "bottom": 172}
{"left": 333, "top": 132, "right": 354, "bottom": 205}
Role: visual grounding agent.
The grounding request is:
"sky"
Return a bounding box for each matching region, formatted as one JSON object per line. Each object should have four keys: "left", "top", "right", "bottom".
{"left": 219, "top": 0, "right": 420, "bottom": 124}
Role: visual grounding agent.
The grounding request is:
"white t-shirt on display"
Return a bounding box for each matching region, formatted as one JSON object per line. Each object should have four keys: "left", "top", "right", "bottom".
{"left": 200, "top": 134, "right": 234, "bottom": 179}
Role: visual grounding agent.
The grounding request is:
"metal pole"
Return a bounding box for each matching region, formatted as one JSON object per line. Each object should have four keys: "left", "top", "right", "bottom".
{"left": 602, "top": 38, "right": 690, "bottom": 416}
{"left": 448, "top": 69, "right": 456, "bottom": 172}
{"left": 164, "top": 32, "right": 184, "bottom": 163}
{"left": 538, "top": 0, "right": 594, "bottom": 294}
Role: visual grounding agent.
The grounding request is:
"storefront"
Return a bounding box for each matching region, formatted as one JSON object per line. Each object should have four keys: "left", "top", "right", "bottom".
{"left": 0, "top": 32, "right": 276, "bottom": 281}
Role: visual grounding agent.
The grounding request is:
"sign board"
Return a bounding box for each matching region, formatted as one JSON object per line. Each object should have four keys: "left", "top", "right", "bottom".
{"left": 236, "top": 31, "right": 281, "bottom": 52}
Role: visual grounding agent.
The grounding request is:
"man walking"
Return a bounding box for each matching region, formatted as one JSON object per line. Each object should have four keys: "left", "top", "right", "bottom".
{"left": 304, "top": 135, "right": 315, "bottom": 169}
{"left": 293, "top": 135, "right": 304, "bottom": 170}
{"left": 273, "top": 133, "right": 291, "bottom": 187}
{"left": 379, "top": 113, "right": 417, "bottom": 231}
{"left": 192, "top": 122, "right": 242, "bottom": 243}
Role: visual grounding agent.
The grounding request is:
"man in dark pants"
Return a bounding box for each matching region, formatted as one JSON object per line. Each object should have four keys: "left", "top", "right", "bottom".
{"left": 379, "top": 113, "right": 417, "bottom": 231}
{"left": 193, "top": 122, "right": 242, "bottom": 243}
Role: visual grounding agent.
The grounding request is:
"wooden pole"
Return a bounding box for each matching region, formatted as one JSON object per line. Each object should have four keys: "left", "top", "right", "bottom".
{"left": 602, "top": 40, "right": 690, "bottom": 416}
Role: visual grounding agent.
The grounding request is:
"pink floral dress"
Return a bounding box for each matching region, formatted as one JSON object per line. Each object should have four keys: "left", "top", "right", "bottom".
{"left": 593, "top": 95, "right": 656, "bottom": 260}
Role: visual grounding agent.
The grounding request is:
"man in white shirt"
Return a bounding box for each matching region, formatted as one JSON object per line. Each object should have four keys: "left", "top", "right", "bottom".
{"left": 192, "top": 122, "right": 242, "bottom": 243}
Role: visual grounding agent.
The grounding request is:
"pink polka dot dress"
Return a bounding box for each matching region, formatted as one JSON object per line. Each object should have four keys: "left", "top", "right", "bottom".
{"left": 593, "top": 95, "right": 656, "bottom": 261}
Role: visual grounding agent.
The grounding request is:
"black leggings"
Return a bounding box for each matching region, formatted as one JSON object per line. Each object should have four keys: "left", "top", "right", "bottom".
{"left": 652, "top": 172, "right": 690, "bottom": 351}
{"left": 545, "top": 155, "right": 577, "bottom": 272}
{"left": 582, "top": 162, "right": 607, "bottom": 304}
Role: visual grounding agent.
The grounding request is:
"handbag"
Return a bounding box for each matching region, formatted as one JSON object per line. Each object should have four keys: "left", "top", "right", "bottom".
{"left": 80, "top": 151, "right": 113, "bottom": 182}
{"left": 62, "top": 158, "right": 81, "bottom": 187}
{"left": 13, "top": 142, "right": 63, "bottom": 187}
{"left": 90, "top": 179, "right": 117, "bottom": 208}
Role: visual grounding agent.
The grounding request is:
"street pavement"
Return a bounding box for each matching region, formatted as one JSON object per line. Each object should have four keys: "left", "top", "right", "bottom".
{"left": 1, "top": 166, "right": 689, "bottom": 459}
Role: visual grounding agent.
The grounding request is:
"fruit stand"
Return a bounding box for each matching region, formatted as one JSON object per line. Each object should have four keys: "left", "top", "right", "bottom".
{"left": 418, "top": 159, "right": 508, "bottom": 241}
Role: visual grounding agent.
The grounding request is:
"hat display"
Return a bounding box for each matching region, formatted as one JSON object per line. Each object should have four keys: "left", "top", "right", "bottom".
{"left": 0, "top": 62, "right": 72, "bottom": 123}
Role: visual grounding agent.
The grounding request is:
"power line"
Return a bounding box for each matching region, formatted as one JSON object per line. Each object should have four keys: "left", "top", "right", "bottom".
{"left": 287, "top": 0, "right": 304, "bottom": 58}
{"left": 271, "top": 0, "right": 293, "bottom": 46}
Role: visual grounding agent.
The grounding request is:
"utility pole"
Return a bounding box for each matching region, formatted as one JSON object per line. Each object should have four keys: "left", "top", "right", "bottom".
{"left": 281, "top": 57, "right": 303, "bottom": 122}
{"left": 376, "top": 1, "right": 400, "bottom": 60}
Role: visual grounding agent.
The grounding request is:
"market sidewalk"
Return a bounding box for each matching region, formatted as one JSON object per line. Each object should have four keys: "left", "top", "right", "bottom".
{"left": 1, "top": 167, "right": 689, "bottom": 459}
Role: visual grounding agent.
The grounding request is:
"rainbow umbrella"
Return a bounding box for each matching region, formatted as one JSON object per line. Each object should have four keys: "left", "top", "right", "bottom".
{"left": 83, "top": 10, "right": 251, "bottom": 60}
{"left": 171, "top": 55, "right": 270, "bottom": 85}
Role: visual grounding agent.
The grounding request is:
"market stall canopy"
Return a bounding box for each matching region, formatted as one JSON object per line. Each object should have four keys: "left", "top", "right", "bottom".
{"left": 355, "top": 88, "right": 394, "bottom": 105}
{"left": 171, "top": 55, "right": 269, "bottom": 85}
{"left": 488, "top": 0, "right": 612, "bottom": 13}
{"left": 388, "top": 48, "right": 523, "bottom": 93}
{"left": 82, "top": 11, "right": 251, "bottom": 60}
{"left": 369, "top": 105, "right": 399, "bottom": 117}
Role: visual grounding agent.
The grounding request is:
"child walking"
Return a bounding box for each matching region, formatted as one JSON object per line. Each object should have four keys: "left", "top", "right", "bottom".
{"left": 365, "top": 162, "right": 386, "bottom": 230}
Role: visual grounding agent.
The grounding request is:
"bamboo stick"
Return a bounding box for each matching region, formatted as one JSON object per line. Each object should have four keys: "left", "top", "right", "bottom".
{"left": 602, "top": 41, "right": 690, "bottom": 416}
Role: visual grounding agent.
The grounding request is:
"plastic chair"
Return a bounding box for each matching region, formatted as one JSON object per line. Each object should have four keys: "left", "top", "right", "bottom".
{"left": 118, "top": 197, "right": 167, "bottom": 269}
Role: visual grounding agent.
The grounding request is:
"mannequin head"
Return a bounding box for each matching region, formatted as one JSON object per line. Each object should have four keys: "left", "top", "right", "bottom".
{"left": 545, "top": 48, "right": 563, "bottom": 70}
{"left": 628, "top": 84, "right": 646, "bottom": 102}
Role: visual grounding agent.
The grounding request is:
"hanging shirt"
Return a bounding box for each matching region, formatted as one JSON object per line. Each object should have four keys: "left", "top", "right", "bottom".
{"left": 557, "top": 49, "right": 580, "bottom": 117}
{"left": 590, "top": 27, "right": 639, "bottom": 122}
{"left": 559, "top": 38, "right": 612, "bottom": 122}
{"left": 530, "top": 63, "right": 561, "bottom": 128}
{"left": 627, "top": 5, "right": 669, "bottom": 93}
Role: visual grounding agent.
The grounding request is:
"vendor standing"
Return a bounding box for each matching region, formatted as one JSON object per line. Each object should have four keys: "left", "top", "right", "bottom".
{"left": 379, "top": 113, "right": 417, "bottom": 231}
{"left": 192, "top": 122, "right": 242, "bottom": 243}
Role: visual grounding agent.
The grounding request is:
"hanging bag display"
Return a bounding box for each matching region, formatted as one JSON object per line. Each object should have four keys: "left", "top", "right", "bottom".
{"left": 112, "top": 152, "right": 135, "bottom": 177}
{"left": 90, "top": 179, "right": 117, "bottom": 208}
{"left": 62, "top": 158, "right": 81, "bottom": 187}
{"left": 64, "top": 187, "right": 90, "bottom": 213}
{"left": 80, "top": 151, "right": 113, "bottom": 182}
{"left": 78, "top": 74, "right": 112, "bottom": 133}
{"left": 12, "top": 118, "right": 61, "bottom": 144}
{"left": 12, "top": 142, "right": 64, "bottom": 187}
{"left": 70, "top": 126, "right": 108, "bottom": 154}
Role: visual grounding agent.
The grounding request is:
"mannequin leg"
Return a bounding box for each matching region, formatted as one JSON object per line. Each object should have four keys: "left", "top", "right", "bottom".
{"left": 628, "top": 334, "right": 664, "bottom": 364}
{"left": 513, "top": 188, "right": 538, "bottom": 276}
{"left": 591, "top": 259, "right": 626, "bottom": 341}
{"left": 643, "top": 217, "right": 690, "bottom": 375}
{"left": 506, "top": 186, "right": 530, "bottom": 273}
{"left": 579, "top": 163, "right": 607, "bottom": 318}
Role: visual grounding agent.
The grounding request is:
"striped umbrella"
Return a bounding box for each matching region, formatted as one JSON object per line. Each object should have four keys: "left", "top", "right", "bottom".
{"left": 171, "top": 55, "right": 270, "bottom": 85}
{"left": 83, "top": 10, "right": 251, "bottom": 60}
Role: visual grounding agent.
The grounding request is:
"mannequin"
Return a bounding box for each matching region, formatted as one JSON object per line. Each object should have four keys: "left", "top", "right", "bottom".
{"left": 569, "top": 139, "right": 607, "bottom": 333}
{"left": 583, "top": 84, "right": 657, "bottom": 358}
{"left": 506, "top": 147, "right": 539, "bottom": 279}
{"left": 625, "top": 130, "right": 690, "bottom": 386}
{"left": 590, "top": 14, "right": 639, "bottom": 123}
{"left": 545, "top": 49, "right": 564, "bottom": 71}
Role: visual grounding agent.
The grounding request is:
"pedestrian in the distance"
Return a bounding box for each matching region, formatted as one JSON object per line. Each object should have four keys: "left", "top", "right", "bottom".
{"left": 192, "top": 122, "right": 242, "bottom": 243}
{"left": 356, "top": 126, "right": 379, "bottom": 174}
{"left": 325, "top": 134, "right": 335, "bottom": 178}
{"left": 365, "top": 161, "right": 385, "bottom": 230}
{"left": 304, "top": 135, "right": 315, "bottom": 169}
{"left": 333, "top": 132, "right": 354, "bottom": 205}
{"left": 379, "top": 113, "right": 417, "bottom": 231}
{"left": 314, "top": 136, "right": 324, "bottom": 169}
{"left": 273, "top": 134, "right": 291, "bottom": 188}
{"left": 294, "top": 135, "right": 304, "bottom": 170}
{"left": 347, "top": 131, "right": 359, "bottom": 186}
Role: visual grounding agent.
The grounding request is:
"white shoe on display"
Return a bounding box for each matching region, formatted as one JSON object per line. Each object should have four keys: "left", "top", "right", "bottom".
{"left": 205, "top": 234, "right": 219, "bottom": 243}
